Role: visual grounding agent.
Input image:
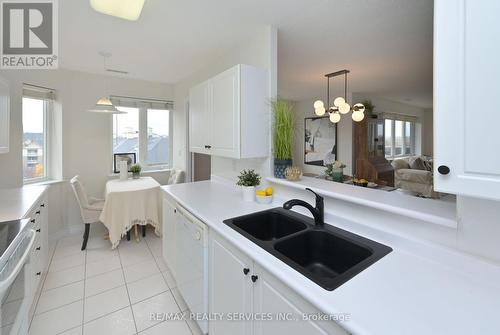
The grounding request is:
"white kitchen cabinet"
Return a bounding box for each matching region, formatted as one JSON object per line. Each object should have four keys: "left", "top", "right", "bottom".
{"left": 434, "top": 0, "right": 500, "bottom": 200}
{"left": 26, "top": 194, "right": 49, "bottom": 321}
{"left": 209, "top": 231, "right": 348, "bottom": 335}
{"left": 189, "top": 64, "right": 269, "bottom": 159}
{"left": 209, "top": 232, "right": 253, "bottom": 335}
{"left": 0, "top": 77, "right": 10, "bottom": 154}
{"left": 189, "top": 80, "right": 211, "bottom": 155}
{"left": 253, "top": 264, "right": 348, "bottom": 335}
{"left": 162, "top": 197, "right": 177, "bottom": 275}
{"left": 210, "top": 66, "right": 240, "bottom": 157}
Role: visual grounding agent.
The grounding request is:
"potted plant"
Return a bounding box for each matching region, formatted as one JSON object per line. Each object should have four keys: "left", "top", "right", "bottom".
{"left": 272, "top": 98, "right": 295, "bottom": 178}
{"left": 130, "top": 164, "right": 142, "bottom": 179}
{"left": 325, "top": 161, "right": 346, "bottom": 182}
{"left": 237, "top": 169, "right": 261, "bottom": 202}
{"left": 361, "top": 100, "right": 375, "bottom": 118}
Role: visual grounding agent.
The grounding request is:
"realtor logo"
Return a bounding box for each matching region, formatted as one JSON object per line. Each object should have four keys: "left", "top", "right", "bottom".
{"left": 1, "top": 0, "right": 58, "bottom": 69}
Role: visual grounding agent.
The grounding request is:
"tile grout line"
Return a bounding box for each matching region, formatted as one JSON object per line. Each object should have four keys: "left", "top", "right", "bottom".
{"left": 81, "top": 246, "right": 87, "bottom": 335}
{"left": 117, "top": 240, "right": 140, "bottom": 334}
{"left": 143, "top": 232, "right": 197, "bottom": 335}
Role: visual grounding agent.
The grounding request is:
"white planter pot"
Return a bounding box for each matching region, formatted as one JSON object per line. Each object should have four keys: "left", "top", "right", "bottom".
{"left": 241, "top": 186, "right": 256, "bottom": 202}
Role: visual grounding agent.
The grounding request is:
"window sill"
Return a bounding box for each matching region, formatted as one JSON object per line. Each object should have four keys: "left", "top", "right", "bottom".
{"left": 24, "top": 179, "right": 65, "bottom": 186}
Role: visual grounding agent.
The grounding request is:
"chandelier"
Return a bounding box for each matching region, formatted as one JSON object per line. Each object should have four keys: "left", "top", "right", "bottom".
{"left": 313, "top": 70, "right": 365, "bottom": 123}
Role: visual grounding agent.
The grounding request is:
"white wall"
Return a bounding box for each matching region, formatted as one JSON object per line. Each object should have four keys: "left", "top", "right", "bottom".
{"left": 173, "top": 26, "right": 277, "bottom": 182}
{"left": 292, "top": 99, "right": 353, "bottom": 176}
{"left": 0, "top": 69, "right": 174, "bottom": 234}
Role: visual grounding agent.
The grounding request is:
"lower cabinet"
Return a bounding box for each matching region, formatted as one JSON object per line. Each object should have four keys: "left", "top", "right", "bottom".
{"left": 209, "top": 232, "right": 349, "bottom": 335}
{"left": 25, "top": 194, "right": 49, "bottom": 320}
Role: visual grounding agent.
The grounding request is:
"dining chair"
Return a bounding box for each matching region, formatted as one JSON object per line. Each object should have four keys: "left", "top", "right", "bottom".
{"left": 167, "top": 169, "right": 185, "bottom": 185}
{"left": 70, "top": 175, "right": 105, "bottom": 250}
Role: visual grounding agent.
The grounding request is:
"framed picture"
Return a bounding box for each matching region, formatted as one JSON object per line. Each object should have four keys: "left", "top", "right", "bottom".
{"left": 304, "top": 117, "right": 337, "bottom": 166}
{"left": 113, "top": 153, "right": 137, "bottom": 173}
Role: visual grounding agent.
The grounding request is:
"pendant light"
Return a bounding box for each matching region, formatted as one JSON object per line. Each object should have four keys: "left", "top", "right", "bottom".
{"left": 313, "top": 70, "right": 365, "bottom": 123}
{"left": 88, "top": 52, "right": 125, "bottom": 114}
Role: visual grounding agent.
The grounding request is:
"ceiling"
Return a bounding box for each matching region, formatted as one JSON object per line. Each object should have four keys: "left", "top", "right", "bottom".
{"left": 59, "top": 0, "right": 433, "bottom": 107}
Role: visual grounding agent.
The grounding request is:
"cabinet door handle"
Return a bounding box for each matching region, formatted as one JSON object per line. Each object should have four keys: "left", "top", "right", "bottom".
{"left": 36, "top": 210, "right": 41, "bottom": 215}
{"left": 174, "top": 209, "right": 177, "bottom": 213}
{"left": 36, "top": 247, "right": 41, "bottom": 251}
{"left": 205, "top": 145, "right": 212, "bottom": 149}
{"left": 243, "top": 268, "right": 250, "bottom": 275}
{"left": 438, "top": 165, "right": 450, "bottom": 175}
{"left": 36, "top": 272, "right": 41, "bottom": 276}
{"left": 30, "top": 219, "right": 35, "bottom": 223}
{"left": 251, "top": 275, "right": 258, "bottom": 283}
{"left": 36, "top": 229, "right": 41, "bottom": 232}
{"left": 41, "top": 204, "right": 45, "bottom": 207}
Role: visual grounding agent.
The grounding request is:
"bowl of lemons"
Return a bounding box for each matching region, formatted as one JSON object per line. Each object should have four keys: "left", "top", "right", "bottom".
{"left": 256, "top": 187, "right": 274, "bottom": 204}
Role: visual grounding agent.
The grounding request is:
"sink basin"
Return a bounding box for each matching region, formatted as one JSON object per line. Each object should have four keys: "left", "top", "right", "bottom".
{"left": 224, "top": 208, "right": 307, "bottom": 241}
{"left": 224, "top": 208, "right": 392, "bottom": 291}
{"left": 275, "top": 230, "right": 376, "bottom": 289}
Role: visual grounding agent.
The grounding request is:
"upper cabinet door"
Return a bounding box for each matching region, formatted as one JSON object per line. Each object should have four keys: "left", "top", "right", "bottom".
{"left": 210, "top": 66, "right": 240, "bottom": 158}
{"left": 0, "top": 77, "right": 10, "bottom": 154}
{"left": 189, "top": 81, "right": 210, "bottom": 154}
{"left": 434, "top": 0, "right": 500, "bottom": 200}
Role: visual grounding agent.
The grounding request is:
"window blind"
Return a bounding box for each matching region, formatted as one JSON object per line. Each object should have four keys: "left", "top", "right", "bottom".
{"left": 381, "top": 112, "right": 417, "bottom": 123}
{"left": 110, "top": 95, "right": 173, "bottom": 110}
{"left": 23, "top": 84, "right": 56, "bottom": 100}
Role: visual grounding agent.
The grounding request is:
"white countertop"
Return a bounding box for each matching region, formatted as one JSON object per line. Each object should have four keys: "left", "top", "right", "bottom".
{"left": 162, "top": 180, "right": 500, "bottom": 335}
{"left": 0, "top": 185, "right": 48, "bottom": 222}
{"left": 268, "top": 176, "right": 457, "bottom": 228}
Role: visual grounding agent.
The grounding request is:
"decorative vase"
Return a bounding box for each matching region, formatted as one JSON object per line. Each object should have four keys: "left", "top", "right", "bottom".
{"left": 132, "top": 172, "right": 140, "bottom": 179}
{"left": 241, "top": 186, "right": 256, "bottom": 202}
{"left": 274, "top": 159, "right": 293, "bottom": 179}
{"left": 330, "top": 167, "right": 344, "bottom": 182}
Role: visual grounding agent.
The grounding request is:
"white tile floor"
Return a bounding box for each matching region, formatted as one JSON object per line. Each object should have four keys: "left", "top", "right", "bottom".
{"left": 29, "top": 227, "right": 202, "bottom": 335}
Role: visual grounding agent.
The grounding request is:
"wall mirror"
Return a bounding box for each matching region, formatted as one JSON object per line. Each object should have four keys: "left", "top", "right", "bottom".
{"left": 304, "top": 116, "right": 337, "bottom": 166}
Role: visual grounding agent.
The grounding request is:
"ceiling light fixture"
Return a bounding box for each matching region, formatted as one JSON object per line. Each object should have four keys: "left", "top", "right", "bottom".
{"left": 88, "top": 52, "right": 125, "bottom": 114}
{"left": 90, "top": 0, "right": 146, "bottom": 21}
{"left": 313, "top": 70, "right": 365, "bottom": 123}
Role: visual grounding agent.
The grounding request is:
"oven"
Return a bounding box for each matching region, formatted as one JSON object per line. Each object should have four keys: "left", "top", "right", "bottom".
{"left": 0, "top": 220, "right": 36, "bottom": 335}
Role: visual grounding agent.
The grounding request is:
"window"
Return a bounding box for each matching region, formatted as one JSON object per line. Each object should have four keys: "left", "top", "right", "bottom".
{"left": 22, "top": 97, "right": 48, "bottom": 182}
{"left": 384, "top": 118, "right": 415, "bottom": 159}
{"left": 112, "top": 102, "right": 171, "bottom": 169}
{"left": 146, "top": 109, "right": 170, "bottom": 165}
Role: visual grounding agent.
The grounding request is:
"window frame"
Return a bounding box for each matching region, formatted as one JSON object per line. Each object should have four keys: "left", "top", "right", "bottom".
{"left": 384, "top": 118, "right": 416, "bottom": 160}
{"left": 111, "top": 106, "right": 173, "bottom": 172}
{"left": 22, "top": 97, "right": 50, "bottom": 184}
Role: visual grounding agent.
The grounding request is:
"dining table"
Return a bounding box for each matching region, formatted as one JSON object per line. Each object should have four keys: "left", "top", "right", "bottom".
{"left": 99, "top": 176, "right": 162, "bottom": 249}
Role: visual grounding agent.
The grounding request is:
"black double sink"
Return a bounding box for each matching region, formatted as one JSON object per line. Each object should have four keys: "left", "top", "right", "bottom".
{"left": 223, "top": 208, "right": 392, "bottom": 291}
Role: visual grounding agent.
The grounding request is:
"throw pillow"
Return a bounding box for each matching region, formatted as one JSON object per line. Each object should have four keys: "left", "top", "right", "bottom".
{"left": 408, "top": 156, "right": 427, "bottom": 170}
{"left": 392, "top": 159, "right": 410, "bottom": 170}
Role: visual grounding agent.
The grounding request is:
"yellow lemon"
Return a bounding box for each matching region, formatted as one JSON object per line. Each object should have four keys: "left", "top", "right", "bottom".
{"left": 265, "top": 187, "right": 274, "bottom": 196}
{"left": 256, "top": 190, "right": 266, "bottom": 196}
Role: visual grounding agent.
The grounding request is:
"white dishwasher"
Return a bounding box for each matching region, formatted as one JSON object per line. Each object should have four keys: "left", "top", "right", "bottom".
{"left": 175, "top": 205, "right": 208, "bottom": 334}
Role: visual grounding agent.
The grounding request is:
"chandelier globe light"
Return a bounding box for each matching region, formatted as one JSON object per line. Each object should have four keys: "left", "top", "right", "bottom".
{"left": 313, "top": 70, "right": 365, "bottom": 123}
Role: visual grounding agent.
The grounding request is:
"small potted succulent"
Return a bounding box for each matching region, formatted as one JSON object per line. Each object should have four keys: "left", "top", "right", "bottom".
{"left": 325, "top": 161, "right": 346, "bottom": 182}
{"left": 237, "top": 169, "right": 261, "bottom": 202}
{"left": 130, "top": 164, "right": 142, "bottom": 179}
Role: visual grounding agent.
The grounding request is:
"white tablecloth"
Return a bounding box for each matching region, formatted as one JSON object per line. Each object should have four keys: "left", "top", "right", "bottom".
{"left": 100, "top": 177, "right": 161, "bottom": 248}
